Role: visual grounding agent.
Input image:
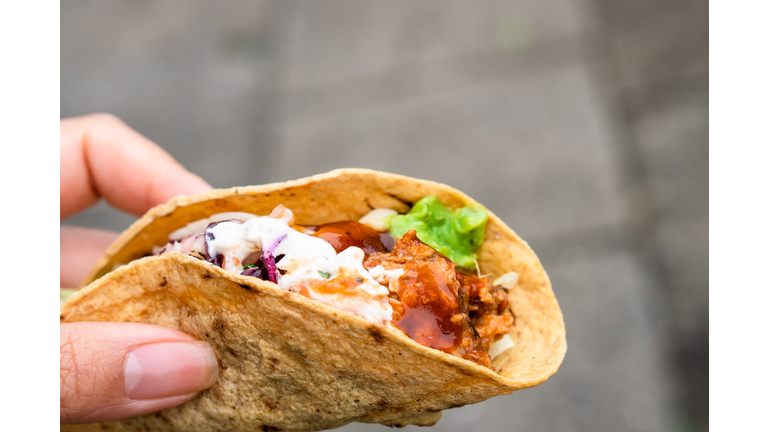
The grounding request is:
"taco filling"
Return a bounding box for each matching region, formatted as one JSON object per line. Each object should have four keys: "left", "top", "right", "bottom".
{"left": 152, "top": 197, "right": 514, "bottom": 369}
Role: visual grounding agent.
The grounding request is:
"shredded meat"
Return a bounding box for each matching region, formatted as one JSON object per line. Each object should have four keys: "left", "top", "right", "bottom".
{"left": 363, "top": 230, "right": 513, "bottom": 368}
{"left": 455, "top": 272, "right": 514, "bottom": 346}
{"left": 473, "top": 313, "right": 515, "bottom": 345}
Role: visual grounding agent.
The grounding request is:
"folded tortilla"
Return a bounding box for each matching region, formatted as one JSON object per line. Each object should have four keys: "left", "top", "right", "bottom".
{"left": 60, "top": 169, "right": 566, "bottom": 432}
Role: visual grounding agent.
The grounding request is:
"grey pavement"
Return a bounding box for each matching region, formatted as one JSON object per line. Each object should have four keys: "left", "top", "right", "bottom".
{"left": 61, "top": 1, "right": 708, "bottom": 431}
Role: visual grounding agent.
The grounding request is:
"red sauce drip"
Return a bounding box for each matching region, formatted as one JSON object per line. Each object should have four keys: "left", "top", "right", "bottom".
{"left": 455, "top": 271, "right": 485, "bottom": 299}
{"left": 311, "top": 221, "right": 393, "bottom": 254}
{"left": 393, "top": 262, "right": 462, "bottom": 352}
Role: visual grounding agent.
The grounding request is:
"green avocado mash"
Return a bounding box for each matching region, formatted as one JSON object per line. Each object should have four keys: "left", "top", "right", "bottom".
{"left": 389, "top": 196, "right": 487, "bottom": 269}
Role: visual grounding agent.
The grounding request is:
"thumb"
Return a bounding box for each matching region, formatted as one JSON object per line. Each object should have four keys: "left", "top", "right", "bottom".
{"left": 60, "top": 322, "right": 219, "bottom": 424}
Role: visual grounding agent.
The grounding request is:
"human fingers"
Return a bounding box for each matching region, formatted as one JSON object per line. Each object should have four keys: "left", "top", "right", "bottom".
{"left": 60, "top": 322, "right": 219, "bottom": 424}
{"left": 60, "top": 113, "right": 213, "bottom": 219}
{"left": 60, "top": 226, "right": 120, "bottom": 288}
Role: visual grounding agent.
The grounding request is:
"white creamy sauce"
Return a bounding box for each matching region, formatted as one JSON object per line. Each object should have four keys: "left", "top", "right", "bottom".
{"left": 169, "top": 212, "right": 259, "bottom": 240}
{"left": 367, "top": 265, "right": 405, "bottom": 285}
{"left": 279, "top": 247, "right": 393, "bottom": 325}
{"left": 201, "top": 209, "right": 394, "bottom": 325}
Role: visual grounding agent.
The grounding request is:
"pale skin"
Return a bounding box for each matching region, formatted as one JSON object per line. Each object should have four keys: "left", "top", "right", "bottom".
{"left": 60, "top": 114, "right": 219, "bottom": 424}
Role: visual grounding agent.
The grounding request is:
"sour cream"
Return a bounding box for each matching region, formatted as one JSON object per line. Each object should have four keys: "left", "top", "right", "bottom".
{"left": 367, "top": 265, "right": 405, "bottom": 285}
{"left": 203, "top": 209, "right": 394, "bottom": 325}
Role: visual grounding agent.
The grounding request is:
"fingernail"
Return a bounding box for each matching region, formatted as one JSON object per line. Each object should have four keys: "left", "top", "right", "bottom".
{"left": 124, "top": 341, "right": 218, "bottom": 400}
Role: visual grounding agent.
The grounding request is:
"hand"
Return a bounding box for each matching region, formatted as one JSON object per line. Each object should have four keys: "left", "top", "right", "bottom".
{"left": 60, "top": 114, "right": 218, "bottom": 424}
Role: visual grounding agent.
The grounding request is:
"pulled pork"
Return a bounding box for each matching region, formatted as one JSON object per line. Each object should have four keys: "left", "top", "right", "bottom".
{"left": 364, "top": 230, "right": 513, "bottom": 368}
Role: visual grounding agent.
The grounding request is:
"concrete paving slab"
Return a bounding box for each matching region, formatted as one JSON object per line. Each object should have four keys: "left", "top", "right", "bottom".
{"left": 595, "top": 0, "right": 708, "bottom": 90}
{"left": 284, "top": 0, "right": 594, "bottom": 87}
{"left": 655, "top": 216, "right": 707, "bottom": 337}
{"left": 282, "top": 35, "right": 588, "bottom": 123}
{"left": 634, "top": 91, "right": 708, "bottom": 220}
{"left": 630, "top": 83, "right": 708, "bottom": 428}
{"left": 591, "top": 2, "right": 709, "bottom": 425}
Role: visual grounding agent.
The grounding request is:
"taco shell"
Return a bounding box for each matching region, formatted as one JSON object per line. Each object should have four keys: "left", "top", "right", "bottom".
{"left": 60, "top": 169, "right": 566, "bottom": 432}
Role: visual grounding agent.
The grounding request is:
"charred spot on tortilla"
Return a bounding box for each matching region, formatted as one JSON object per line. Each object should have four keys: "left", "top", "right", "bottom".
{"left": 210, "top": 316, "right": 228, "bottom": 337}
{"left": 369, "top": 327, "right": 385, "bottom": 343}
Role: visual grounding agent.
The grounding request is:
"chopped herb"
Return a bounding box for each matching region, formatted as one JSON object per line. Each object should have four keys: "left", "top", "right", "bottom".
{"left": 318, "top": 270, "right": 330, "bottom": 279}
{"left": 243, "top": 264, "right": 258, "bottom": 269}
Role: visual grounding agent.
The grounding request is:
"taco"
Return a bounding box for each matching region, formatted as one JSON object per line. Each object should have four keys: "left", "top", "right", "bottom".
{"left": 61, "top": 169, "right": 566, "bottom": 432}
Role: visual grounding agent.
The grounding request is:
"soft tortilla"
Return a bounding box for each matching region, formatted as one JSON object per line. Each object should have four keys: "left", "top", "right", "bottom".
{"left": 61, "top": 169, "right": 566, "bottom": 432}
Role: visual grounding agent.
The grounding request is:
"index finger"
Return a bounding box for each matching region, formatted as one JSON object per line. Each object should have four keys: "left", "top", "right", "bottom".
{"left": 60, "top": 113, "right": 213, "bottom": 219}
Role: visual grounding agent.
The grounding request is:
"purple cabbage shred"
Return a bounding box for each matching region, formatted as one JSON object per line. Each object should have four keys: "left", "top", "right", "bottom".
{"left": 241, "top": 266, "right": 266, "bottom": 280}
{"left": 263, "top": 252, "right": 278, "bottom": 284}
{"left": 261, "top": 234, "right": 287, "bottom": 284}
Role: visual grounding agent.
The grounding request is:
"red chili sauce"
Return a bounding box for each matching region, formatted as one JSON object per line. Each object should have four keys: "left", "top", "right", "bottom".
{"left": 310, "top": 221, "right": 394, "bottom": 254}
{"left": 392, "top": 261, "right": 463, "bottom": 352}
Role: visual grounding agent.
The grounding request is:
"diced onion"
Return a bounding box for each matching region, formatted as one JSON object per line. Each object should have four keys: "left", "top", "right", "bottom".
{"left": 358, "top": 208, "right": 398, "bottom": 231}
{"left": 488, "top": 334, "right": 515, "bottom": 359}
{"left": 492, "top": 271, "right": 519, "bottom": 288}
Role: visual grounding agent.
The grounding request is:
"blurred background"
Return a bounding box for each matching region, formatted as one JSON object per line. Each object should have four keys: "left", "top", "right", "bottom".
{"left": 61, "top": 1, "right": 708, "bottom": 431}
